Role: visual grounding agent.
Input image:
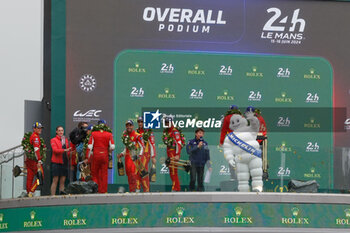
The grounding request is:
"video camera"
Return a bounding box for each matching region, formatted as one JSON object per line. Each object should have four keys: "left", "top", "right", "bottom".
{"left": 69, "top": 126, "right": 88, "bottom": 145}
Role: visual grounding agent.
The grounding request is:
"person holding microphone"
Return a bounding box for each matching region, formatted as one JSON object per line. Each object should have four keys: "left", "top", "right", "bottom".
{"left": 50, "top": 126, "right": 71, "bottom": 195}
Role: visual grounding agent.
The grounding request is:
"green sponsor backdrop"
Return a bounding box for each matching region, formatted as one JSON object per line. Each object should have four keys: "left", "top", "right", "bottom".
{"left": 1, "top": 202, "right": 350, "bottom": 231}
{"left": 114, "top": 50, "right": 333, "bottom": 191}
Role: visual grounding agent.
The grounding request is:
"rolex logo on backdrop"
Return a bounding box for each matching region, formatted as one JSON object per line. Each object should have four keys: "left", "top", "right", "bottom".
{"left": 224, "top": 206, "right": 254, "bottom": 224}
{"left": 275, "top": 141, "right": 292, "bottom": 152}
{"left": 128, "top": 62, "right": 146, "bottom": 73}
{"left": 304, "top": 167, "right": 321, "bottom": 178}
{"left": 23, "top": 211, "right": 43, "bottom": 228}
{"left": 336, "top": 209, "right": 350, "bottom": 225}
{"left": 188, "top": 64, "right": 205, "bottom": 76}
{"left": 0, "top": 213, "right": 8, "bottom": 230}
{"left": 111, "top": 208, "right": 139, "bottom": 225}
{"left": 246, "top": 66, "right": 263, "bottom": 78}
{"left": 63, "top": 209, "right": 87, "bottom": 226}
{"left": 304, "top": 68, "right": 321, "bottom": 80}
{"left": 217, "top": 89, "right": 234, "bottom": 101}
{"left": 304, "top": 118, "right": 321, "bottom": 129}
{"left": 158, "top": 88, "right": 176, "bottom": 99}
{"left": 275, "top": 91, "right": 293, "bottom": 103}
{"left": 281, "top": 207, "right": 310, "bottom": 225}
{"left": 166, "top": 207, "right": 195, "bottom": 224}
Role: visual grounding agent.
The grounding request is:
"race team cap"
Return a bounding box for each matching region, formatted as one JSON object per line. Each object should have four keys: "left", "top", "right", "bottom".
{"left": 230, "top": 105, "right": 238, "bottom": 110}
{"left": 163, "top": 115, "right": 173, "bottom": 122}
{"left": 33, "top": 122, "right": 44, "bottom": 128}
{"left": 125, "top": 120, "right": 134, "bottom": 125}
{"left": 98, "top": 119, "right": 107, "bottom": 125}
{"left": 137, "top": 116, "right": 143, "bottom": 122}
{"left": 246, "top": 106, "right": 255, "bottom": 112}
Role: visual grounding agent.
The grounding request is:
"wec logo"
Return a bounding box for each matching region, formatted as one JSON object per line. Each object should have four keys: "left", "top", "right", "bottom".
{"left": 73, "top": 110, "right": 101, "bottom": 118}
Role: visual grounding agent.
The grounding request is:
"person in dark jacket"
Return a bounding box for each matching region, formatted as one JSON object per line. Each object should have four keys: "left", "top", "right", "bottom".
{"left": 186, "top": 128, "right": 210, "bottom": 191}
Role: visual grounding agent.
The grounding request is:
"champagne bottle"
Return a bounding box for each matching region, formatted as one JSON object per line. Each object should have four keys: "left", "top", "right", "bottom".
{"left": 108, "top": 155, "right": 113, "bottom": 169}
{"left": 117, "top": 158, "right": 125, "bottom": 176}
{"left": 150, "top": 164, "right": 156, "bottom": 182}
{"left": 37, "top": 168, "right": 44, "bottom": 185}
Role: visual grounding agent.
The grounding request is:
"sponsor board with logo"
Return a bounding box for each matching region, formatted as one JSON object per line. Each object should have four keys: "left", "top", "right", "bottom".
{"left": 246, "top": 66, "right": 263, "bottom": 78}
{"left": 114, "top": 50, "right": 333, "bottom": 189}
{"left": 111, "top": 208, "right": 139, "bottom": 226}
{"left": 3, "top": 203, "right": 350, "bottom": 231}
{"left": 63, "top": 209, "right": 87, "bottom": 227}
{"left": 187, "top": 64, "right": 205, "bottom": 76}
{"left": 0, "top": 213, "right": 8, "bottom": 230}
{"left": 261, "top": 8, "right": 306, "bottom": 45}
{"left": 73, "top": 109, "right": 102, "bottom": 122}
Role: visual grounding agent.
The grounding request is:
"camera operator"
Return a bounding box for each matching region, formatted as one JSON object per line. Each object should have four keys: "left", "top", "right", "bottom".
{"left": 69, "top": 122, "right": 88, "bottom": 181}
{"left": 186, "top": 128, "right": 211, "bottom": 191}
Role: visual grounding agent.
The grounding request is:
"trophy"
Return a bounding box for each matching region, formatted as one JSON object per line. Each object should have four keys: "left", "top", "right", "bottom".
{"left": 13, "top": 165, "right": 26, "bottom": 177}
{"left": 131, "top": 150, "right": 148, "bottom": 178}
{"left": 165, "top": 157, "right": 191, "bottom": 173}
{"left": 257, "top": 133, "right": 268, "bottom": 180}
{"left": 78, "top": 162, "right": 92, "bottom": 181}
{"left": 13, "top": 165, "right": 43, "bottom": 185}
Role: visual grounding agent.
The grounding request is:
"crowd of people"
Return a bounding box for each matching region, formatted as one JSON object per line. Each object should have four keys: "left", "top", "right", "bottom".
{"left": 23, "top": 106, "right": 266, "bottom": 196}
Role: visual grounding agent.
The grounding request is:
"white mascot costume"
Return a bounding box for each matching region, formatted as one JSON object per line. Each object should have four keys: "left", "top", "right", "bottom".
{"left": 223, "top": 112, "right": 263, "bottom": 192}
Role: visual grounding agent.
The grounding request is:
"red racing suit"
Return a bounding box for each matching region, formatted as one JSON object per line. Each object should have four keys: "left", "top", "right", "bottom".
{"left": 26, "top": 132, "right": 44, "bottom": 194}
{"left": 121, "top": 130, "right": 145, "bottom": 192}
{"left": 165, "top": 126, "right": 183, "bottom": 191}
{"left": 220, "top": 114, "right": 233, "bottom": 145}
{"left": 137, "top": 128, "right": 156, "bottom": 192}
{"left": 86, "top": 130, "right": 115, "bottom": 193}
{"left": 257, "top": 114, "right": 267, "bottom": 144}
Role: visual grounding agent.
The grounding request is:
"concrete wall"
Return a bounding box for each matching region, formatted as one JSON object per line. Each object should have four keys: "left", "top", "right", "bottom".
{"left": 0, "top": 0, "right": 43, "bottom": 152}
{"left": 0, "top": 0, "right": 43, "bottom": 199}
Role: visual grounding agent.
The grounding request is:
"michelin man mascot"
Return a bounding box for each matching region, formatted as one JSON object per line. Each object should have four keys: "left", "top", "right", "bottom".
{"left": 222, "top": 107, "right": 263, "bottom": 192}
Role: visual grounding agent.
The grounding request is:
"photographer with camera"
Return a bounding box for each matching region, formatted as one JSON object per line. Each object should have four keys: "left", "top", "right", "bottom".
{"left": 69, "top": 122, "right": 89, "bottom": 181}
{"left": 186, "top": 128, "right": 211, "bottom": 192}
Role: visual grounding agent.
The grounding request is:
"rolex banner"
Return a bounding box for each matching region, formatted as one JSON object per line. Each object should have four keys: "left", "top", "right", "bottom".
{"left": 59, "top": 0, "right": 350, "bottom": 190}
{"left": 1, "top": 202, "right": 350, "bottom": 231}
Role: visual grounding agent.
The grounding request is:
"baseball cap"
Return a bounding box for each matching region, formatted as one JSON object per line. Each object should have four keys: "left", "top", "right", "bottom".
{"left": 33, "top": 122, "right": 44, "bottom": 128}
{"left": 230, "top": 105, "right": 238, "bottom": 110}
{"left": 163, "top": 115, "right": 174, "bottom": 122}
{"left": 97, "top": 119, "right": 107, "bottom": 125}
{"left": 125, "top": 120, "right": 134, "bottom": 125}
{"left": 137, "top": 116, "right": 143, "bottom": 122}
{"left": 246, "top": 106, "right": 255, "bottom": 112}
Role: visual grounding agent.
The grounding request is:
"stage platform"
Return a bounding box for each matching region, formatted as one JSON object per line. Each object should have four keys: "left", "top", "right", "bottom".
{"left": 1, "top": 192, "right": 350, "bottom": 232}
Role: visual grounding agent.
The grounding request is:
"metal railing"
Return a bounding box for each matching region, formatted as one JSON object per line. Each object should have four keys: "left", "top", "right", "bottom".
{"left": 0, "top": 145, "right": 24, "bottom": 199}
